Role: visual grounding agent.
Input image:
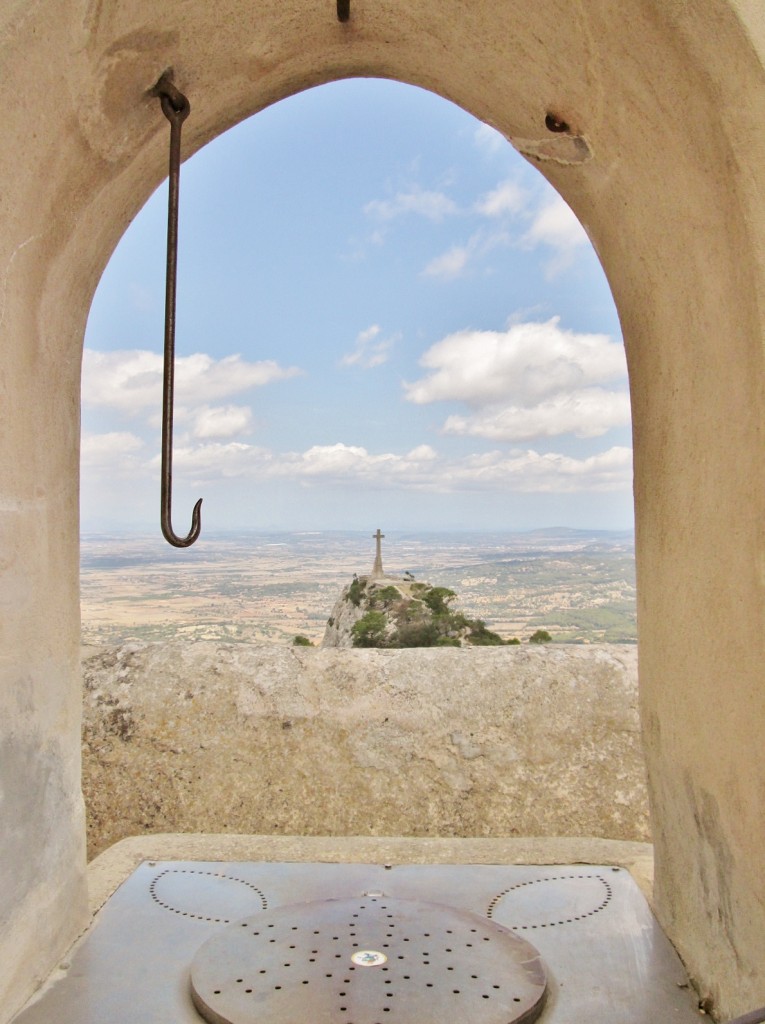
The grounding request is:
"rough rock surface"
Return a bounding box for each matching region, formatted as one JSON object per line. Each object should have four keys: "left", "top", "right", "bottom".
{"left": 321, "top": 579, "right": 369, "bottom": 647}
{"left": 82, "top": 642, "right": 648, "bottom": 860}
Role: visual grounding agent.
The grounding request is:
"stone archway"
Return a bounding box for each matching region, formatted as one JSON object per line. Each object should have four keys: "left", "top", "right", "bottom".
{"left": 1, "top": 2, "right": 765, "bottom": 1019}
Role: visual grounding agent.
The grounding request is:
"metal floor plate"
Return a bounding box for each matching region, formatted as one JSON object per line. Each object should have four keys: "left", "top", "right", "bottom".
{"left": 14, "top": 862, "right": 703, "bottom": 1024}
{"left": 190, "top": 896, "right": 548, "bottom": 1024}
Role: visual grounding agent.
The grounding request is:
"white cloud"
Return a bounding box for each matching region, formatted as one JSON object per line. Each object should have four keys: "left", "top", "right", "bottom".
{"left": 405, "top": 318, "right": 626, "bottom": 407}
{"left": 167, "top": 441, "right": 264, "bottom": 477}
{"left": 524, "top": 194, "right": 589, "bottom": 251}
{"left": 364, "top": 189, "right": 458, "bottom": 223}
{"left": 422, "top": 187, "right": 587, "bottom": 281}
{"left": 80, "top": 431, "right": 144, "bottom": 470}
{"left": 191, "top": 404, "right": 253, "bottom": 440}
{"left": 448, "top": 446, "right": 633, "bottom": 493}
{"left": 443, "top": 388, "right": 631, "bottom": 442}
{"left": 475, "top": 180, "right": 527, "bottom": 218}
{"left": 422, "top": 244, "right": 471, "bottom": 280}
{"left": 164, "top": 441, "right": 433, "bottom": 483}
{"left": 83, "top": 391, "right": 632, "bottom": 493}
{"left": 404, "top": 318, "right": 628, "bottom": 441}
{"left": 339, "top": 324, "right": 398, "bottom": 368}
{"left": 152, "top": 439, "right": 632, "bottom": 494}
{"left": 82, "top": 349, "right": 302, "bottom": 416}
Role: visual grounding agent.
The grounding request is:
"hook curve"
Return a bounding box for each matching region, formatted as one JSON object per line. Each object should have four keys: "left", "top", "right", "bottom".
{"left": 155, "top": 72, "right": 203, "bottom": 547}
{"left": 162, "top": 496, "right": 203, "bottom": 548}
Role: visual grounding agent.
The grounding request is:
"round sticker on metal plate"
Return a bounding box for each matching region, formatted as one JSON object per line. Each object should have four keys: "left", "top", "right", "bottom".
{"left": 351, "top": 950, "right": 388, "bottom": 967}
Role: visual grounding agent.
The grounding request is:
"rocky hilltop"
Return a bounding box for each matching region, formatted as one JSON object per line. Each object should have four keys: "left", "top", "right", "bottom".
{"left": 322, "top": 527, "right": 524, "bottom": 652}
{"left": 322, "top": 574, "right": 514, "bottom": 648}
{"left": 82, "top": 641, "right": 647, "bottom": 860}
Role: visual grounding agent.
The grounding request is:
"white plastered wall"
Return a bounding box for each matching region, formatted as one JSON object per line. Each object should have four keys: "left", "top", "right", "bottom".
{"left": 0, "top": 1, "right": 764, "bottom": 1020}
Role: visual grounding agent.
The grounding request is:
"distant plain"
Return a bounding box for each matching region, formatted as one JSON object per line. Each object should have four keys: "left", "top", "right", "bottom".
{"left": 80, "top": 529, "right": 636, "bottom": 647}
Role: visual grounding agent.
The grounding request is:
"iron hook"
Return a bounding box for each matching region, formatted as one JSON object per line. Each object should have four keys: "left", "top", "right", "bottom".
{"left": 155, "top": 72, "right": 203, "bottom": 547}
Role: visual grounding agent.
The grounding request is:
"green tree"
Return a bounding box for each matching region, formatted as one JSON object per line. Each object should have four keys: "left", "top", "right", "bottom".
{"left": 351, "top": 610, "right": 388, "bottom": 648}
{"left": 393, "top": 619, "right": 440, "bottom": 648}
{"left": 435, "top": 635, "right": 461, "bottom": 647}
{"left": 422, "top": 586, "right": 457, "bottom": 615}
{"left": 347, "top": 576, "right": 366, "bottom": 607}
{"left": 465, "top": 619, "right": 506, "bottom": 646}
{"left": 529, "top": 629, "right": 553, "bottom": 644}
{"left": 292, "top": 635, "right": 313, "bottom": 646}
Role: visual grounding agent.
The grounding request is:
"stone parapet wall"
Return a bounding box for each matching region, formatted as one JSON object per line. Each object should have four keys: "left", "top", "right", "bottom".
{"left": 82, "top": 642, "right": 647, "bottom": 860}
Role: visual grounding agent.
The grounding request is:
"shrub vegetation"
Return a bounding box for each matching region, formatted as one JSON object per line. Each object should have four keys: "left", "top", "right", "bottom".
{"left": 529, "top": 628, "right": 553, "bottom": 644}
{"left": 345, "top": 577, "right": 522, "bottom": 649}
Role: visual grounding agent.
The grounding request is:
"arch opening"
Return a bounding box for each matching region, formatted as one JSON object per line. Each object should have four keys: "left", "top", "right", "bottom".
{"left": 80, "top": 78, "right": 641, "bottom": 864}
{"left": 2, "top": 4, "right": 765, "bottom": 1020}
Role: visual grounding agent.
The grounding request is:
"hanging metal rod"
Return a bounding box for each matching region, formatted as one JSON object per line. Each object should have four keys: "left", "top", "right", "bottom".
{"left": 153, "top": 71, "right": 203, "bottom": 548}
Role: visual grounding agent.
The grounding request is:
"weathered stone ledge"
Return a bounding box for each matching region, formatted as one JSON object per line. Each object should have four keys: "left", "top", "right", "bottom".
{"left": 82, "top": 642, "right": 648, "bottom": 860}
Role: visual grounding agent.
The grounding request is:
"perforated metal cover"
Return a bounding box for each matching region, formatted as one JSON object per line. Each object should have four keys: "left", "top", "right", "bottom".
{"left": 190, "top": 895, "right": 547, "bottom": 1024}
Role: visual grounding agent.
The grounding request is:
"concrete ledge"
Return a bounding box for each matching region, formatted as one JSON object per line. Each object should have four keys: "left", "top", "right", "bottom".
{"left": 88, "top": 833, "right": 654, "bottom": 916}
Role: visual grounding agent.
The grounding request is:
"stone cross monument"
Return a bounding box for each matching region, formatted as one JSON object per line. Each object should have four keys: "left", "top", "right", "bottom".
{"left": 371, "top": 528, "right": 385, "bottom": 578}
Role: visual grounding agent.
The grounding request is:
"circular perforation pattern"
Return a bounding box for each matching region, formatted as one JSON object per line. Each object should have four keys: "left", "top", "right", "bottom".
{"left": 149, "top": 868, "right": 267, "bottom": 923}
{"left": 487, "top": 872, "right": 614, "bottom": 930}
{"left": 190, "top": 895, "right": 547, "bottom": 1024}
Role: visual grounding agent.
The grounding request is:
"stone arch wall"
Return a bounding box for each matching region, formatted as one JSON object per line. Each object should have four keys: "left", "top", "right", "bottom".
{"left": 1, "top": 2, "right": 765, "bottom": 1019}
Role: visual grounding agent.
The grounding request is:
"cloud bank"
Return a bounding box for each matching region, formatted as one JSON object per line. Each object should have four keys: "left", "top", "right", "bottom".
{"left": 404, "top": 318, "right": 629, "bottom": 441}
{"left": 89, "top": 437, "right": 631, "bottom": 495}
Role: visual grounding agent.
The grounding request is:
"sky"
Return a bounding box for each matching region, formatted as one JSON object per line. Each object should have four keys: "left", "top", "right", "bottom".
{"left": 82, "top": 78, "right": 633, "bottom": 535}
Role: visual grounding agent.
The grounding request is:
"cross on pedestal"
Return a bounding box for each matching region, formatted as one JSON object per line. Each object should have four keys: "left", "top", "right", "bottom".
{"left": 372, "top": 529, "right": 385, "bottom": 578}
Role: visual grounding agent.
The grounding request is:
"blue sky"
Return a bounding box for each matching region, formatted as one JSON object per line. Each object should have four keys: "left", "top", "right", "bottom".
{"left": 82, "top": 78, "right": 633, "bottom": 534}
